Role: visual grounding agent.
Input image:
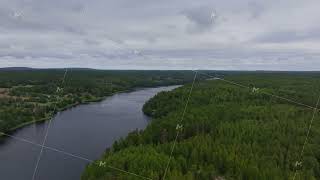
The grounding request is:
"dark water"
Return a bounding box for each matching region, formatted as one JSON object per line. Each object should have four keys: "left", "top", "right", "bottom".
{"left": 0, "top": 86, "right": 178, "bottom": 180}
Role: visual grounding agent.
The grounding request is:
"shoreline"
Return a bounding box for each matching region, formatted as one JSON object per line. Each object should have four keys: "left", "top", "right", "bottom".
{"left": 0, "top": 85, "right": 175, "bottom": 138}
{"left": 0, "top": 89, "right": 134, "bottom": 138}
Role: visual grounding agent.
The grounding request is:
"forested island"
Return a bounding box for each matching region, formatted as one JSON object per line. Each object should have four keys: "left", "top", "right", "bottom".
{"left": 0, "top": 69, "right": 196, "bottom": 135}
{"left": 82, "top": 72, "right": 320, "bottom": 180}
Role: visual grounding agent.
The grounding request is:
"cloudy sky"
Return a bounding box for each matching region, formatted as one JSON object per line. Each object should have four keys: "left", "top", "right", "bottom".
{"left": 0, "top": 0, "right": 320, "bottom": 70}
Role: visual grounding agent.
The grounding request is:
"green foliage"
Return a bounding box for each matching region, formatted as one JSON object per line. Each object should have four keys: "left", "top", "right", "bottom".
{"left": 83, "top": 72, "right": 320, "bottom": 180}
{"left": 0, "top": 69, "right": 195, "bottom": 134}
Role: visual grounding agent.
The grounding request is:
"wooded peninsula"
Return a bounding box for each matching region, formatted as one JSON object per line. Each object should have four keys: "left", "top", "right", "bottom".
{"left": 82, "top": 71, "right": 320, "bottom": 180}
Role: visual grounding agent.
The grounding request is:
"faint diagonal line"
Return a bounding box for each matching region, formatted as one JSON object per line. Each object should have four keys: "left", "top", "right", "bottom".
{"left": 32, "top": 68, "right": 69, "bottom": 180}
{"left": 194, "top": 70, "right": 317, "bottom": 110}
{"left": 44, "top": 146, "right": 94, "bottom": 163}
{"left": 218, "top": 76, "right": 250, "bottom": 89}
{"left": 261, "top": 92, "right": 315, "bottom": 109}
{"left": 0, "top": 132, "right": 152, "bottom": 180}
{"left": 0, "top": 132, "right": 93, "bottom": 163}
{"left": 293, "top": 94, "right": 320, "bottom": 180}
{"left": 107, "top": 165, "right": 153, "bottom": 180}
{"left": 194, "top": 70, "right": 320, "bottom": 179}
{"left": 0, "top": 132, "right": 42, "bottom": 147}
{"left": 162, "top": 71, "right": 198, "bottom": 180}
{"left": 62, "top": 69, "right": 68, "bottom": 84}
{"left": 31, "top": 123, "right": 50, "bottom": 180}
{"left": 0, "top": 84, "right": 155, "bottom": 180}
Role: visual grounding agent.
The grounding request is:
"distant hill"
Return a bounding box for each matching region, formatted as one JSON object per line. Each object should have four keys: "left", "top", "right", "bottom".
{"left": 0, "top": 67, "right": 96, "bottom": 71}
{"left": 0, "top": 67, "right": 319, "bottom": 73}
{"left": 0, "top": 67, "right": 35, "bottom": 71}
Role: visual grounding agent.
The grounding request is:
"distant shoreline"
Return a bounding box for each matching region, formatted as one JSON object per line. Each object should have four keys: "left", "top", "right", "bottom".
{"left": 0, "top": 86, "right": 172, "bottom": 138}
{"left": 0, "top": 89, "right": 133, "bottom": 138}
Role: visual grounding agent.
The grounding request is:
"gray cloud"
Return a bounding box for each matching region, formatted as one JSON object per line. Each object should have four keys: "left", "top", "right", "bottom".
{"left": 0, "top": 0, "right": 319, "bottom": 70}
{"left": 181, "top": 6, "right": 217, "bottom": 33}
{"left": 255, "top": 29, "right": 320, "bottom": 43}
{"left": 247, "top": 1, "right": 265, "bottom": 19}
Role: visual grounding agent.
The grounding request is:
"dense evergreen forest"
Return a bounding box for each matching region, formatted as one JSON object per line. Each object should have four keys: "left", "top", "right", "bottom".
{"left": 82, "top": 72, "right": 320, "bottom": 180}
{"left": 0, "top": 69, "right": 195, "bottom": 135}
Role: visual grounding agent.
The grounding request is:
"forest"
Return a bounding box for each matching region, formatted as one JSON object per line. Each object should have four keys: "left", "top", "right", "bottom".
{"left": 0, "top": 69, "right": 196, "bottom": 135}
{"left": 82, "top": 72, "right": 320, "bottom": 180}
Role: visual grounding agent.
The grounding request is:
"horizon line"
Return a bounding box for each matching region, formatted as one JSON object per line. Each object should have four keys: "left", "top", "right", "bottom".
{"left": 1, "top": 67, "right": 320, "bottom": 72}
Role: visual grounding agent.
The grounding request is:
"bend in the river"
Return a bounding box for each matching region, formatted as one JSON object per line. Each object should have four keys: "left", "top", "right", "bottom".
{"left": 0, "top": 86, "right": 179, "bottom": 180}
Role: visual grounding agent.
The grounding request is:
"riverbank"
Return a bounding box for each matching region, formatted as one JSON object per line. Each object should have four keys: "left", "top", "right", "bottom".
{"left": 0, "top": 92, "right": 126, "bottom": 138}
{"left": 0, "top": 86, "right": 180, "bottom": 180}
{"left": 0, "top": 86, "right": 174, "bottom": 139}
{"left": 0, "top": 69, "right": 196, "bottom": 142}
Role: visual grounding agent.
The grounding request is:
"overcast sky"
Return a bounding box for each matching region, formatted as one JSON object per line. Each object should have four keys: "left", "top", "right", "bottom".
{"left": 0, "top": 0, "right": 320, "bottom": 70}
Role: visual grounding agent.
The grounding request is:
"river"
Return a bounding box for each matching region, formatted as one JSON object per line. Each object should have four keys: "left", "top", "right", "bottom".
{"left": 0, "top": 86, "right": 179, "bottom": 180}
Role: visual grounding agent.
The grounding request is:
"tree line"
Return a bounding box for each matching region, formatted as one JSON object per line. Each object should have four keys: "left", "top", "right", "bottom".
{"left": 0, "top": 69, "right": 196, "bottom": 135}
{"left": 82, "top": 72, "right": 320, "bottom": 180}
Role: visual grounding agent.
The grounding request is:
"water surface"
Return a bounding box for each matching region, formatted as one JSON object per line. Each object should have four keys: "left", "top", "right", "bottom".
{"left": 0, "top": 86, "right": 178, "bottom": 180}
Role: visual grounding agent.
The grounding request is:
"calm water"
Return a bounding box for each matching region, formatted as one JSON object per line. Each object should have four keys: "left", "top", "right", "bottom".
{"left": 0, "top": 86, "right": 178, "bottom": 180}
